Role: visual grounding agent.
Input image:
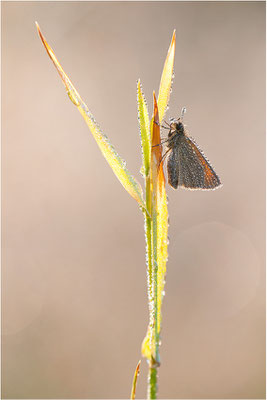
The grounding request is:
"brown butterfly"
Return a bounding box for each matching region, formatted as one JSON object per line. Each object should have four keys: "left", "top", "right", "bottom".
{"left": 156, "top": 109, "right": 222, "bottom": 190}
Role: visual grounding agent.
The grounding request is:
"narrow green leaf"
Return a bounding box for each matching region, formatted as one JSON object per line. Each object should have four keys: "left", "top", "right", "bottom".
{"left": 36, "top": 22, "right": 146, "bottom": 210}
{"left": 156, "top": 170, "right": 168, "bottom": 333}
{"left": 78, "top": 103, "right": 145, "bottom": 207}
{"left": 152, "top": 94, "right": 169, "bottom": 338}
{"left": 137, "top": 80, "right": 151, "bottom": 177}
{"left": 157, "top": 30, "right": 176, "bottom": 123}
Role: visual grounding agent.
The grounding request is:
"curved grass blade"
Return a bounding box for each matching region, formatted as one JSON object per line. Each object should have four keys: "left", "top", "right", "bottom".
{"left": 130, "top": 360, "right": 141, "bottom": 400}
{"left": 157, "top": 30, "right": 176, "bottom": 123}
{"left": 36, "top": 22, "right": 146, "bottom": 210}
{"left": 137, "top": 80, "right": 150, "bottom": 177}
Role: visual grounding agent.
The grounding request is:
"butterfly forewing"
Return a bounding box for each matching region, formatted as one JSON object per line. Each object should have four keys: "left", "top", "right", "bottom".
{"left": 183, "top": 136, "right": 221, "bottom": 189}
{"left": 178, "top": 137, "right": 207, "bottom": 188}
{"left": 177, "top": 136, "right": 221, "bottom": 189}
{"left": 166, "top": 132, "right": 221, "bottom": 190}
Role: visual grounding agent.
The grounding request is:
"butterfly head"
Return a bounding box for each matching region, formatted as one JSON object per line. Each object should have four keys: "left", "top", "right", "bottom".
{"left": 169, "top": 107, "right": 187, "bottom": 137}
{"left": 169, "top": 118, "right": 185, "bottom": 137}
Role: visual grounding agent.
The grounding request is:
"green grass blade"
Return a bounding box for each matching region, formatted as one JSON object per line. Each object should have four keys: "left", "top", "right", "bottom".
{"left": 157, "top": 30, "right": 176, "bottom": 123}
{"left": 137, "top": 80, "right": 151, "bottom": 177}
{"left": 36, "top": 22, "right": 146, "bottom": 210}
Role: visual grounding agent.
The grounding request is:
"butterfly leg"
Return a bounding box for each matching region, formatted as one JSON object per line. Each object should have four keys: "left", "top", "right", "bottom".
{"left": 163, "top": 120, "right": 171, "bottom": 127}
{"left": 153, "top": 120, "right": 170, "bottom": 130}
{"left": 152, "top": 138, "right": 170, "bottom": 148}
{"left": 157, "top": 148, "right": 172, "bottom": 172}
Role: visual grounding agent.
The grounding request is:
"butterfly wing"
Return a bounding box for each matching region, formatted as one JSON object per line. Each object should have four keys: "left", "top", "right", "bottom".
{"left": 177, "top": 136, "right": 221, "bottom": 190}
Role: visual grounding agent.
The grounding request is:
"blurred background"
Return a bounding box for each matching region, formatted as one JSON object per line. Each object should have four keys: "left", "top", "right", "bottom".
{"left": 2, "top": 2, "right": 265, "bottom": 399}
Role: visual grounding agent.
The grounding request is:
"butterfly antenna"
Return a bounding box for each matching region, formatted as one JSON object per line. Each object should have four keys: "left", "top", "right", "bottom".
{"left": 181, "top": 107, "right": 187, "bottom": 122}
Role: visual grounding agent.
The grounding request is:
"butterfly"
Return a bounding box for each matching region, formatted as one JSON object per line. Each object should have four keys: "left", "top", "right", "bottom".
{"left": 156, "top": 109, "right": 222, "bottom": 190}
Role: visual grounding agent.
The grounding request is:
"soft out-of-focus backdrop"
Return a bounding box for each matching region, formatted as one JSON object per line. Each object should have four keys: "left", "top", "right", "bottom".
{"left": 2, "top": 2, "right": 265, "bottom": 399}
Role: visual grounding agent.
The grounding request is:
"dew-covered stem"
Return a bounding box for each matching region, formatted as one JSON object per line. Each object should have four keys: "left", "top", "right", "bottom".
{"left": 148, "top": 363, "right": 157, "bottom": 399}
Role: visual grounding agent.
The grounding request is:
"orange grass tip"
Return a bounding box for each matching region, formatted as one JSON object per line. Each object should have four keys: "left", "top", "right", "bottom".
{"left": 35, "top": 21, "right": 45, "bottom": 45}
{"left": 171, "top": 29, "right": 176, "bottom": 45}
{"left": 35, "top": 21, "right": 41, "bottom": 35}
{"left": 35, "top": 22, "right": 48, "bottom": 50}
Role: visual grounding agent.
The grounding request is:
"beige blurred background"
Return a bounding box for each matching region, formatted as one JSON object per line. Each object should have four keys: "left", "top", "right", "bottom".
{"left": 2, "top": 1, "right": 265, "bottom": 399}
